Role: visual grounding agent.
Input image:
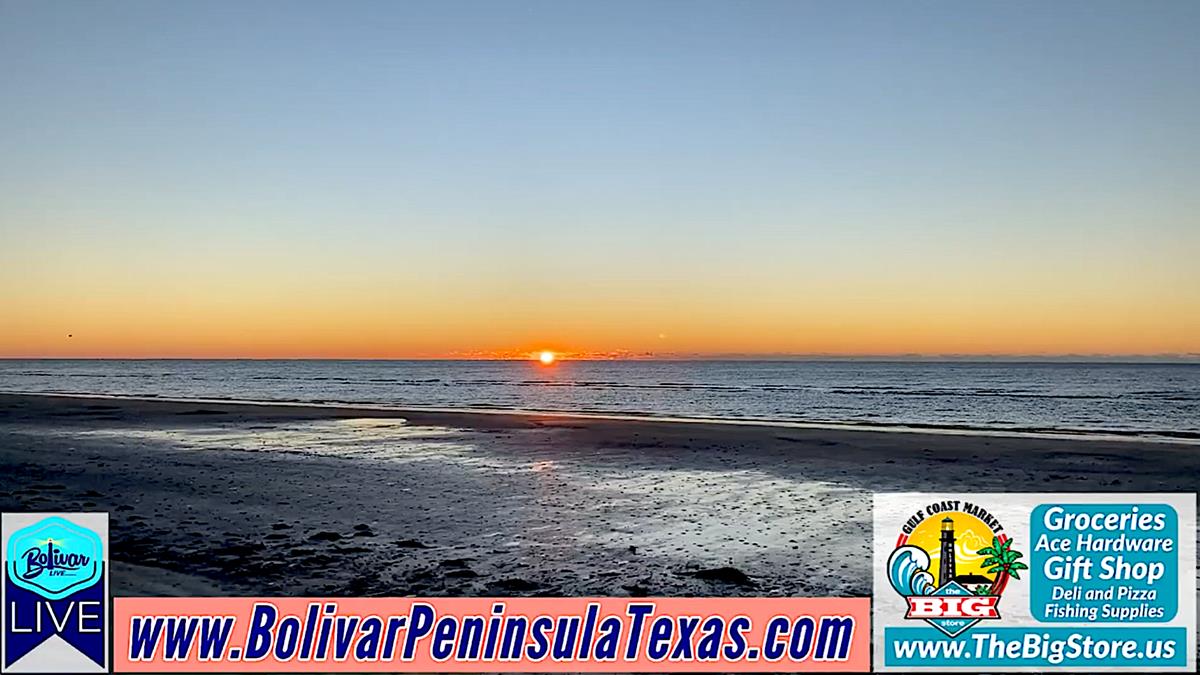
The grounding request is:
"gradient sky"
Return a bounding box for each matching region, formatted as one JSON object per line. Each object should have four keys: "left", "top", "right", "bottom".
{"left": 2, "top": 0, "right": 1198, "bottom": 358}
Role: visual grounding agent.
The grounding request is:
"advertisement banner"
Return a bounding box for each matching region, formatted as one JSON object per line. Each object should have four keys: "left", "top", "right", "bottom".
{"left": 873, "top": 493, "right": 1196, "bottom": 672}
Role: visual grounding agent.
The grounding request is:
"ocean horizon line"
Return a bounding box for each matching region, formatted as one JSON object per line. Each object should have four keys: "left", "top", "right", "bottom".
{"left": 5, "top": 359, "right": 1196, "bottom": 438}
{"left": 2, "top": 355, "right": 1200, "bottom": 364}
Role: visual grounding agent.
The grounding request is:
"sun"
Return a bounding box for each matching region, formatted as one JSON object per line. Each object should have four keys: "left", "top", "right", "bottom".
{"left": 537, "top": 350, "right": 556, "bottom": 365}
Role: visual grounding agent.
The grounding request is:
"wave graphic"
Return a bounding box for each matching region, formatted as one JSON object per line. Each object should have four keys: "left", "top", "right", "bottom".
{"left": 888, "top": 545, "right": 935, "bottom": 597}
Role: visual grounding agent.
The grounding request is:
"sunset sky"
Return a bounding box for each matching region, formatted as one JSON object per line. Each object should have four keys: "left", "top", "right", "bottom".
{"left": 2, "top": 1, "right": 1198, "bottom": 359}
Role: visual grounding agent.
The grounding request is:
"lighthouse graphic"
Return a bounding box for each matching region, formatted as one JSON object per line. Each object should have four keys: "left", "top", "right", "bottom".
{"left": 938, "top": 516, "right": 956, "bottom": 585}
{"left": 885, "top": 504, "right": 1022, "bottom": 639}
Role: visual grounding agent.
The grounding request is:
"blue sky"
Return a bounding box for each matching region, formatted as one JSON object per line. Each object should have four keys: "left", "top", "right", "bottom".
{"left": 1, "top": 1, "right": 1197, "bottom": 357}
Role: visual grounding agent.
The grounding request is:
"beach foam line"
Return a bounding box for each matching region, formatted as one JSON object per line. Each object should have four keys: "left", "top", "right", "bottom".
{"left": 3, "top": 390, "right": 1197, "bottom": 445}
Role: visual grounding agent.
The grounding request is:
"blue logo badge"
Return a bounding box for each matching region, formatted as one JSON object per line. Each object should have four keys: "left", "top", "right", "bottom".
{"left": 3, "top": 513, "right": 108, "bottom": 672}
{"left": 6, "top": 516, "right": 102, "bottom": 600}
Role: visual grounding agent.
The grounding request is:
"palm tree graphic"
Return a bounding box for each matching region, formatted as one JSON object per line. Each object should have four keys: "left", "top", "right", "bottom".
{"left": 973, "top": 536, "right": 1028, "bottom": 595}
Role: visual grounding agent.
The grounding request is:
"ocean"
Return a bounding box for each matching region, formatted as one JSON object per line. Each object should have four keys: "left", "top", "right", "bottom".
{"left": 1, "top": 360, "right": 1197, "bottom": 439}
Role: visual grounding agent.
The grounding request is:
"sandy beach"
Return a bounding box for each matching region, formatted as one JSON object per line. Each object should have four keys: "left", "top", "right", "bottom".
{"left": 1, "top": 392, "right": 1196, "bottom": 598}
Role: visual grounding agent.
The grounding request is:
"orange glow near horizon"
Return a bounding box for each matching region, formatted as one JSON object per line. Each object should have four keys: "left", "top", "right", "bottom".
{"left": 1, "top": 253, "right": 1198, "bottom": 359}
{"left": 1, "top": 294, "right": 1199, "bottom": 359}
{"left": 537, "top": 351, "right": 557, "bottom": 365}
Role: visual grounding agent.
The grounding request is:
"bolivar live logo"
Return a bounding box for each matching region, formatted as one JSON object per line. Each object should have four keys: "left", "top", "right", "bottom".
{"left": 2, "top": 513, "right": 108, "bottom": 674}
{"left": 887, "top": 500, "right": 1025, "bottom": 638}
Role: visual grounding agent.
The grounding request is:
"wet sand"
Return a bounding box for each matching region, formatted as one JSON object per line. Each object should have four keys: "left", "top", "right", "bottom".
{"left": 0, "top": 392, "right": 1196, "bottom": 598}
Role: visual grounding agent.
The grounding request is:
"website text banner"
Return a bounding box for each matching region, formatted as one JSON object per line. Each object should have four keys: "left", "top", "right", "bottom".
{"left": 113, "top": 597, "right": 868, "bottom": 672}
{"left": 873, "top": 492, "right": 1196, "bottom": 672}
